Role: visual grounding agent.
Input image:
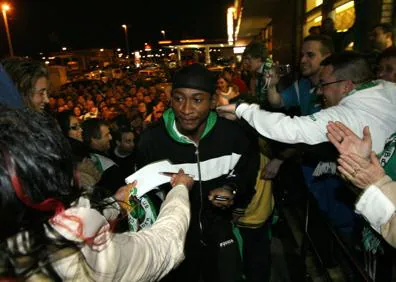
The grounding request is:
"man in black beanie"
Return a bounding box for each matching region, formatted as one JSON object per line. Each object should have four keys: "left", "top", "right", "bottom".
{"left": 137, "top": 63, "right": 258, "bottom": 282}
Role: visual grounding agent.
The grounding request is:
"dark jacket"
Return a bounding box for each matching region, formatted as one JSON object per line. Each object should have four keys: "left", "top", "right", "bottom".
{"left": 137, "top": 109, "right": 258, "bottom": 237}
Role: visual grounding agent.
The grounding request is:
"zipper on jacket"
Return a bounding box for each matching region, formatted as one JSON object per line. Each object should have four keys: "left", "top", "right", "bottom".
{"left": 195, "top": 144, "right": 207, "bottom": 246}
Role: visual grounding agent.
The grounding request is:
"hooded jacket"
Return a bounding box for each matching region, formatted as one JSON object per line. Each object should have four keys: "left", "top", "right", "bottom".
{"left": 137, "top": 109, "right": 258, "bottom": 236}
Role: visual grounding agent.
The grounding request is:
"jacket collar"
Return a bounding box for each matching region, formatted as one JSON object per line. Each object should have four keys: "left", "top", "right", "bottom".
{"left": 162, "top": 108, "right": 217, "bottom": 144}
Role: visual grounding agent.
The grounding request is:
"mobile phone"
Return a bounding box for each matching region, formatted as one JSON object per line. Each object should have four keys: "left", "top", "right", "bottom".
{"left": 214, "top": 195, "right": 230, "bottom": 201}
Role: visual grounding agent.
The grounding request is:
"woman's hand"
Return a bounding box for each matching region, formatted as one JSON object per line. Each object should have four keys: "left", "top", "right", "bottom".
{"left": 337, "top": 152, "right": 385, "bottom": 189}
{"left": 114, "top": 180, "right": 137, "bottom": 213}
{"left": 171, "top": 169, "right": 194, "bottom": 191}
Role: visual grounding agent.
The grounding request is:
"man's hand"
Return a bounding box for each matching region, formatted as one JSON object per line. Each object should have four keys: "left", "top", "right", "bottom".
{"left": 170, "top": 169, "right": 194, "bottom": 191}
{"left": 268, "top": 64, "right": 280, "bottom": 88}
{"left": 216, "top": 104, "right": 238, "bottom": 121}
{"left": 337, "top": 152, "right": 385, "bottom": 189}
{"left": 208, "top": 187, "right": 235, "bottom": 209}
{"left": 326, "top": 121, "right": 372, "bottom": 159}
{"left": 261, "top": 158, "right": 284, "bottom": 179}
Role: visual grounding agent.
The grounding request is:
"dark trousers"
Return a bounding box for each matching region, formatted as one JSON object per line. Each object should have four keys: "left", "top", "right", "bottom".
{"left": 239, "top": 219, "right": 272, "bottom": 282}
{"left": 161, "top": 219, "right": 243, "bottom": 282}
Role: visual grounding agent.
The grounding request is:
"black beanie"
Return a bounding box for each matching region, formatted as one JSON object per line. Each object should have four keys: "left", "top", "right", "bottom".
{"left": 172, "top": 63, "right": 216, "bottom": 94}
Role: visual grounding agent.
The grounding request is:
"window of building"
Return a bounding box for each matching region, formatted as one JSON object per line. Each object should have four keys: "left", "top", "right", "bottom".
{"left": 304, "top": 12, "right": 322, "bottom": 37}
{"left": 306, "top": 0, "right": 323, "bottom": 12}
{"left": 332, "top": 1, "right": 355, "bottom": 31}
{"left": 381, "top": 0, "right": 394, "bottom": 23}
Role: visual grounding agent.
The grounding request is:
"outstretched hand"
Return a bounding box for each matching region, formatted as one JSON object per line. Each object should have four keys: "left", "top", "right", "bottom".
{"left": 268, "top": 64, "right": 280, "bottom": 88}
{"left": 216, "top": 104, "right": 238, "bottom": 120}
{"left": 326, "top": 121, "right": 372, "bottom": 159}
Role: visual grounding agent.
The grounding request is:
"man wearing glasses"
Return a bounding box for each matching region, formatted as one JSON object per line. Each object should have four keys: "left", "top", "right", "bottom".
{"left": 218, "top": 52, "right": 396, "bottom": 239}
{"left": 218, "top": 51, "right": 396, "bottom": 161}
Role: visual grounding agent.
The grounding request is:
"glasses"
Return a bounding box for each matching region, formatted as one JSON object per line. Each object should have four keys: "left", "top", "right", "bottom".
{"left": 69, "top": 124, "right": 81, "bottom": 130}
{"left": 316, "top": 80, "right": 346, "bottom": 89}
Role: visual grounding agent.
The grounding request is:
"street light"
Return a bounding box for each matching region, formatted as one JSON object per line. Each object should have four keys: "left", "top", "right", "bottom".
{"left": 161, "top": 30, "right": 166, "bottom": 39}
{"left": 2, "top": 3, "right": 14, "bottom": 56}
{"left": 122, "top": 24, "right": 130, "bottom": 57}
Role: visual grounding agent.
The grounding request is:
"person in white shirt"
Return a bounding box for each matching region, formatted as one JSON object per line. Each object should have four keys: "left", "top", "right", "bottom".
{"left": 217, "top": 51, "right": 396, "bottom": 155}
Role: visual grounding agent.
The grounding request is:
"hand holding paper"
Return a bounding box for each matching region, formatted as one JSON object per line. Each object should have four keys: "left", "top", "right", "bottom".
{"left": 125, "top": 160, "right": 197, "bottom": 197}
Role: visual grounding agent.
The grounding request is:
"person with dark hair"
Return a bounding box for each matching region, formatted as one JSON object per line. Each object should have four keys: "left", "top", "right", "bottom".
{"left": 376, "top": 46, "right": 396, "bottom": 83}
{"left": 370, "top": 23, "right": 394, "bottom": 52}
{"left": 218, "top": 52, "right": 396, "bottom": 240}
{"left": 56, "top": 110, "right": 86, "bottom": 158}
{"left": 137, "top": 63, "right": 258, "bottom": 282}
{"left": 110, "top": 126, "right": 136, "bottom": 178}
{"left": 1, "top": 57, "right": 49, "bottom": 112}
{"left": 216, "top": 72, "right": 239, "bottom": 106}
{"left": 222, "top": 67, "right": 249, "bottom": 94}
{"left": 82, "top": 118, "right": 125, "bottom": 196}
{"left": 0, "top": 107, "right": 194, "bottom": 281}
{"left": 242, "top": 40, "right": 272, "bottom": 108}
{"left": 267, "top": 34, "right": 334, "bottom": 115}
{"left": 320, "top": 18, "right": 354, "bottom": 52}
{"left": 217, "top": 51, "right": 396, "bottom": 155}
{"left": 56, "top": 110, "right": 101, "bottom": 192}
{"left": 261, "top": 35, "right": 334, "bottom": 203}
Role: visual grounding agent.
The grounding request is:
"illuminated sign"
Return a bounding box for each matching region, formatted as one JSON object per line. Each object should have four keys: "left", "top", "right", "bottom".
{"left": 180, "top": 39, "right": 205, "bottom": 43}
{"left": 159, "top": 40, "right": 172, "bottom": 44}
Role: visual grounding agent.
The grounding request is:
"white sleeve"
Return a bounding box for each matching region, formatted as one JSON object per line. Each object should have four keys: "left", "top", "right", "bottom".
{"left": 236, "top": 103, "right": 335, "bottom": 144}
{"left": 82, "top": 184, "right": 190, "bottom": 282}
{"left": 355, "top": 185, "right": 395, "bottom": 233}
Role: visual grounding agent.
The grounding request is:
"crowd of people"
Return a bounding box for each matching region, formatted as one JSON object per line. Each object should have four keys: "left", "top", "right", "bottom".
{"left": 0, "top": 17, "right": 396, "bottom": 282}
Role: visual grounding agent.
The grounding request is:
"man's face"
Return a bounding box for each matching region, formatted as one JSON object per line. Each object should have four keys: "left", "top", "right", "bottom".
{"left": 125, "top": 97, "right": 133, "bottom": 107}
{"left": 378, "top": 57, "right": 396, "bottom": 83}
{"left": 96, "top": 94, "right": 103, "bottom": 103}
{"left": 49, "top": 97, "right": 56, "bottom": 107}
{"left": 118, "top": 132, "right": 135, "bottom": 153}
{"left": 85, "top": 100, "right": 95, "bottom": 111}
{"left": 171, "top": 88, "right": 215, "bottom": 140}
{"left": 138, "top": 102, "right": 147, "bottom": 113}
{"left": 148, "top": 86, "right": 157, "bottom": 95}
{"left": 300, "top": 41, "right": 328, "bottom": 78}
{"left": 159, "top": 92, "right": 169, "bottom": 103}
{"left": 243, "top": 55, "right": 263, "bottom": 73}
{"left": 77, "top": 96, "right": 85, "bottom": 104}
{"left": 144, "top": 96, "right": 151, "bottom": 104}
{"left": 317, "top": 65, "right": 348, "bottom": 108}
{"left": 31, "top": 77, "right": 49, "bottom": 112}
{"left": 370, "top": 27, "right": 390, "bottom": 51}
{"left": 136, "top": 92, "right": 144, "bottom": 101}
{"left": 92, "top": 125, "right": 112, "bottom": 152}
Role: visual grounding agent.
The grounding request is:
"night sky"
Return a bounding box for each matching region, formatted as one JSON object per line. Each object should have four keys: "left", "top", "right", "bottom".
{"left": 0, "top": 0, "right": 234, "bottom": 57}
